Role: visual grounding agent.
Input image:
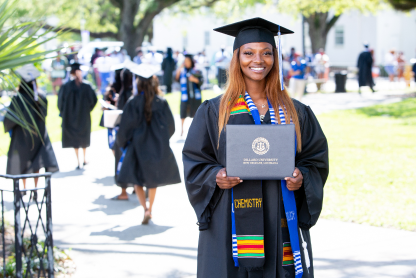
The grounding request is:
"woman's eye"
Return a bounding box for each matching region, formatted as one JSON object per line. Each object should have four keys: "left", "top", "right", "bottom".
{"left": 243, "top": 52, "right": 253, "bottom": 55}
{"left": 264, "top": 52, "right": 272, "bottom": 56}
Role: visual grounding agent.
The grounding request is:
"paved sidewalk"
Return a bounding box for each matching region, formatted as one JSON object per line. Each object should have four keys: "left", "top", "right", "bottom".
{"left": 0, "top": 93, "right": 415, "bottom": 277}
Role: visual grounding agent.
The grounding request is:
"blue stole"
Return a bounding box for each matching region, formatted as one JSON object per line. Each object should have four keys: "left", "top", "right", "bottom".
{"left": 107, "top": 127, "right": 118, "bottom": 149}
{"left": 231, "top": 92, "right": 303, "bottom": 277}
{"left": 180, "top": 68, "right": 201, "bottom": 102}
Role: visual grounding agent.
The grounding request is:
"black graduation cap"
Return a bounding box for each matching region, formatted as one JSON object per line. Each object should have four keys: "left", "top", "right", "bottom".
{"left": 70, "top": 62, "right": 81, "bottom": 71}
{"left": 214, "top": 17, "right": 294, "bottom": 51}
{"left": 15, "top": 64, "right": 40, "bottom": 82}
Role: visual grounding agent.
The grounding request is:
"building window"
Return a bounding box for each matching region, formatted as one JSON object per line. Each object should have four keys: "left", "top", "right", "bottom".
{"left": 204, "top": 31, "right": 210, "bottom": 46}
{"left": 335, "top": 26, "right": 344, "bottom": 46}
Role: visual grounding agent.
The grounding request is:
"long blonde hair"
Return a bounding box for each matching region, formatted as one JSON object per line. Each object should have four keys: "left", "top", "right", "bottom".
{"left": 218, "top": 48, "right": 302, "bottom": 152}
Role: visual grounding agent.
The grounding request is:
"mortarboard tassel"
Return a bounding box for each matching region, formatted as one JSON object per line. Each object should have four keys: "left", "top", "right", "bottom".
{"left": 132, "top": 73, "right": 138, "bottom": 95}
{"left": 278, "top": 26, "right": 284, "bottom": 91}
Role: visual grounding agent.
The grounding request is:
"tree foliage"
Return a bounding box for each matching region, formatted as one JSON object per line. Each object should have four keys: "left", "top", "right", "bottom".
{"left": 387, "top": 0, "right": 416, "bottom": 10}
{"left": 0, "top": 0, "right": 62, "bottom": 143}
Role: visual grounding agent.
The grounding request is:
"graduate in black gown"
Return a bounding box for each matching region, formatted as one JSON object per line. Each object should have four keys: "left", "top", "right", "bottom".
{"left": 183, "top": 18, "right": 329, "bottom": 278}
{"left": 58, "top": 63, "right": 97, "bottom": 169}
{"left": 113, "top": 68, "right": 134, "bottom": 200}
{"left": 116, "top": 64, "right": 181, "bottom": 224}
{"left": 4, "top": 64, "right": 59, "bottom": 194}
{"left": 162, "top": 47, "right": 176, "bottom": 93}
{"left": 357, "top": 44, "right": 375, "bottom": 93}
{"left": 175, "top": 54, "right": 203, "bottom": 136}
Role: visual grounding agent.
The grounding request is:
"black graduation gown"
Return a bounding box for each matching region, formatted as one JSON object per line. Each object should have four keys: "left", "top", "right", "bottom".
{"left": 58, "top": 80, "right": 97, "bottom": 148}
{"left": 116, "top": 94, "right": 181, "bottom": 188}
{"left": 114, "top": 88, "right": 133, "bottom": 188}
{"left": 162, "top": 57, "right": 176, "bottom": 87}
{"left": 182, "top": 95, "right": 329, "bottom": 278}
{"left": 4, "top": 93, "right": 59, "bottom": 175}
{"left": 357, "top": 51, "right": 375, "bottom": 87}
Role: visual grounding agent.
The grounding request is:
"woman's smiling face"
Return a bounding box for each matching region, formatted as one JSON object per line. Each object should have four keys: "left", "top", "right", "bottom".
{"left": 239, "top": 42, "right": 274, "bottom": 82}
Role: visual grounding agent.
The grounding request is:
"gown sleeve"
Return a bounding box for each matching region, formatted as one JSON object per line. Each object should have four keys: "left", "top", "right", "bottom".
{"left": 116, "top": 99, "right": 139, "bottom": 149}
{"left": 162, "top": 99, "right": 175, "bottom": 138}
{"left": 88, "top": 85, "right": 98, "bottom": 111}
{"left": 3, "top": 98, "right": 18, "bottom": 133}
{"left": 182, "top": 101, "right": 224, "bottom": 230}
{"left": 57, "top": 84, "right": 65, "bottom": 113}
{"left": 295, "top": 105, "right": 329, "bottom": 230}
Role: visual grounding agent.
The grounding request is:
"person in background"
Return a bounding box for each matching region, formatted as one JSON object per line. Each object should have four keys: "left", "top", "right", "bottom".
{"left": 133, "top": 49, "right": 143, "bottom": 64}
{"left": 95, "top": 54, "right": 118, "bottom": 94}
{"left": 289, "top": 53, "right": 308, "bottom": 100}
{"left": 50, "top": 52, "right": 68, "bottom": 95}
{"left": 116, "top": 64, "right": 181, "bottom": 224}
{"left": 90, "top": 48, "right": 102, "bottom": 88}
{"left": 384, "top": 49, "right": 397, "bottom": 82}
{"left": 58, "top": 63, "right": 98, "bottom": 169}
{"left": 397, "top": 51, "right": 405, "bottom": 82}
{"left": 289, "top": 47, "right": 296, "bottom": 62}
{"left": 357, "top": 43, "right": 375, "bottom": 93}
{"left": 214, "top": 46, "right": 230, "bottom": 88}
{"left": 175, "top": 54, "right": 203, "bottom": 136}
{"left": 112, "top": 68, "right": 134, "bottom": 200}
{"left": 162, "top": 48, "right": 176, "bottom": 93}
{"left": 412, "top": 56, "right": 416, "bottom": 83}
{"left": 282, "top": 54, "right": 291, "bottom": 87}
{"left": 4, "top": 64, "right": 59, "bottom": 199}
{"left": 314, "top": 48, "right": 330, "bottom": 91}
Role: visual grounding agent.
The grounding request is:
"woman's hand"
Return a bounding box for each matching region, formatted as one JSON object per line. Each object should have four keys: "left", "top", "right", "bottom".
{"left": 216, "top": 168, "right": 242, "bottom": 189}
{"left": 284, "top": 167, "right": 303, "bottom": 191}
{"left": 189, "top": 75, "right": 200, "bottom": 84}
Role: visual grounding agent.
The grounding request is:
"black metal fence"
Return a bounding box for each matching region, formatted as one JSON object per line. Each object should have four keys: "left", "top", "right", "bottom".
{"left": 0, "top": 173, "right": 54, "bottom": 278}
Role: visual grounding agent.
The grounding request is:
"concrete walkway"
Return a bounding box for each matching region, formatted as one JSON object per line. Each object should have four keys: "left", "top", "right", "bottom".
{"left": 0, "top": 92, "right": 415, "bottom": 277}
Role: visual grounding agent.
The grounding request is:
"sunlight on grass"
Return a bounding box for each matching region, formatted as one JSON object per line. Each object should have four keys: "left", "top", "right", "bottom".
{"left": 317, "top": 98, "right": 416, "bottom": 231}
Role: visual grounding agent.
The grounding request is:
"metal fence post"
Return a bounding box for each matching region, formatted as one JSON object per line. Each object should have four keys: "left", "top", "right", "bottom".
{"left": 2, "top": 190, "right": 5, "bottom": 278}
{"left": 45, "top": 176, "right": 54, "bottom": 278}
{"left": 13, "top": 178, "right": 22, "bottom": 278}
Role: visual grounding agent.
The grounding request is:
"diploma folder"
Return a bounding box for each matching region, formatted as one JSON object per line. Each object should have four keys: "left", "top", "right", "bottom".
{"left": 226, "top": 124, "right": 295, "bottom": 180}
{"left": 103, "top": 110, "right": 123, "bottom": 128}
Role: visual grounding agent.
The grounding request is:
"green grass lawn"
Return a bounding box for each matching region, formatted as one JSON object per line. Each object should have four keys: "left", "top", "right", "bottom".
{"left": 317, "top": 98, "right": 416, "bottom": 231}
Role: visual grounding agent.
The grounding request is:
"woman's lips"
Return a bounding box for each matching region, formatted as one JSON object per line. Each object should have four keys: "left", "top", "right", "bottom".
{"left": 249, "top": 67, "right": 266, "bottom": 73}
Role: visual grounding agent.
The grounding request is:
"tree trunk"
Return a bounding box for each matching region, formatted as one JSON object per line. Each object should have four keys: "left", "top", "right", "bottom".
{"left": 120, "top": 0, "right": 141, "bottom": 57}
{"left": 305, "top": 12, "right": 341, "bottom": 53}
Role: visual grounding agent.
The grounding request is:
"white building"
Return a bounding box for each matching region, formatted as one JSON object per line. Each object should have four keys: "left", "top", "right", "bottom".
{"left": 152, "top": 5, "right": 416, "bottom": 67}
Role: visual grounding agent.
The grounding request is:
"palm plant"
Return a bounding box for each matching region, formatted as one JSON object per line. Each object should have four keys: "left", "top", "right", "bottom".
{"left": 0, "top": 0, "right": 63, "bottom": 141}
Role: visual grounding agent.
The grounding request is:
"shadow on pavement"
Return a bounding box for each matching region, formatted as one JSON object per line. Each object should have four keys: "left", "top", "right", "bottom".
{"left": 52, "top": 168, "right": 85, "bottom": 179}
{"left": 92, "top": 176, "right": 115, "bottom": 186}
{"left": 64, "top": 246, "right": 197, "bottom": 260}
{"left": 315, "top": 257, "right": 416, "bottom": 269}
{"left": 90, "top": 224, "right": 173, "bottom": 241}
{"left": 89, "top": 195, "right": 139, "bottom": 215}
{"left": 54, "top": 240, "right": 197, "bottom": 252}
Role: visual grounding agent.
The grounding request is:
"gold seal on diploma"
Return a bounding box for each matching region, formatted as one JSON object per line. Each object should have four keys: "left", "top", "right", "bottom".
{"left": 252, "top": 137, "right": 270, "bottom": 155}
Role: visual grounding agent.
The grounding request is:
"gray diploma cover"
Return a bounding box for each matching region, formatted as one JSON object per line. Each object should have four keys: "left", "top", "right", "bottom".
{"left": 226, "top": 124, "right": 295, "bottom": 180}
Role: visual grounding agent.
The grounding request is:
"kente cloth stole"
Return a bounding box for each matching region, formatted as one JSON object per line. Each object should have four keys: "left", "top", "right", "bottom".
{"left": 180, "top": 68, "right": 201, "bottom": 102}
{"left": 231, "top": 92, "right": 303, "bottom": 277}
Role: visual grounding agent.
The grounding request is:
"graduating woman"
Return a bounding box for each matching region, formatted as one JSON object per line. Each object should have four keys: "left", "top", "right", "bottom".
{"left": 4, "top": 64, "right": 59, "bottom": 195}
{"left": 116, "top": 64, "right": 181, "bottom": 224}
{"left": 58, "top": 63, "right": 97, "bottom": 169}
{"left": 175, "top": 54, "right": 203, "bottom": 136}
{"left": 183, "top": 18, "right": 329, "bottom": 278}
